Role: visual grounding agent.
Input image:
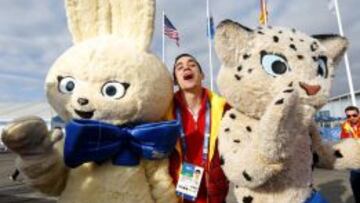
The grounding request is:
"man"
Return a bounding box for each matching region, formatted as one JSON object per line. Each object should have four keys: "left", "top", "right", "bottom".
{"left": 341, "top": 106, "right": 360, "bottom": 139}
{"left": 341, "top": 106, "right": 360, "bottom": 202}
{"left": 169, "top": 53, "right": 229, "bottom": 203}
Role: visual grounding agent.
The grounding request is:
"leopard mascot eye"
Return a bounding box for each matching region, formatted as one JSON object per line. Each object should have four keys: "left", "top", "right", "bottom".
{"left": 261, "top": 52, "right": 290, "bottom": 77}
{"left": 316, "top": 56, "right": 328, "bottom": 78}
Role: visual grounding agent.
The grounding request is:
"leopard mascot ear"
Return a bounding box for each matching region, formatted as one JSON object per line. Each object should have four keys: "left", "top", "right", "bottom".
{"left": 215, "top": 20, "right": 254, "bottom": 67}
{"left": 312, "top": 34, "right": 348, "bottom": 65}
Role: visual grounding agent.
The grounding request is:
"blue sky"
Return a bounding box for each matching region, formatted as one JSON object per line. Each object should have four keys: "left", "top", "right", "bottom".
{"left": 0, "top": 0, "right": 359, "bottom": 102}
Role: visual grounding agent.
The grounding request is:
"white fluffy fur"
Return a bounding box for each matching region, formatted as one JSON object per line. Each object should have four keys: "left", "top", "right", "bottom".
{"left": 1, "top": 1, "right": 178, "bottom": 203}
{"left": 65, "top": 0, "right": 155, "bottom": 50}
{"left": 214, "top": 20, "right": 360, "bottom": 203}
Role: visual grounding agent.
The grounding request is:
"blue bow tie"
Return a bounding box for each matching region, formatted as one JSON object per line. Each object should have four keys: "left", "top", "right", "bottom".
{"left": 64, "top": 119, "right": 180, "bottom": 168}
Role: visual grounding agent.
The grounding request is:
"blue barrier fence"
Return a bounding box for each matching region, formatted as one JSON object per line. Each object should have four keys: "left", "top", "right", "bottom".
{"left": 319, "top": 127, "right": 341, "bottom": 142}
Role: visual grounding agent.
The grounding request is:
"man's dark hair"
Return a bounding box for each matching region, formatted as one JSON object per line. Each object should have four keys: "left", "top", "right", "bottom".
{"left": 173, "top": 53, "right": 204, "bottom": 85}
{"left": 345, "top": 105, "right": 359, "bottom": 113}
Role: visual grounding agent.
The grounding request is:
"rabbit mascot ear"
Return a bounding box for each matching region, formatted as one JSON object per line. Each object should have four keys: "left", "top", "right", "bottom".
{"left": 65, "top": 0, "right": 155, "bottom": 50}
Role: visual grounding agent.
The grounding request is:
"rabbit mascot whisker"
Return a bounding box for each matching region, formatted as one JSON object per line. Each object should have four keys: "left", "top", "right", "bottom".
{"left": 1, "top": 0, "right": 180, "bottom": 203}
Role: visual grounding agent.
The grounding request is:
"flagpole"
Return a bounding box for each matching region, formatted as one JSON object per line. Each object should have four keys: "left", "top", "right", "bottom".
{"left": 334, "top": 0, "right": 356, "bottom": 105}
{"left": 259, "top": 0, "right": 268, "bottom": 26}
{"left": 162, "top": 10, "right": 165, "bottom": 63}
{"left": 264, "top": 0, "right": 268, "bottom": 26}
{"left": 206, "top": 0, "right": 214, "bottom": 91}
{"left": 261, "top": 0, "right": 268, "bottom": 26}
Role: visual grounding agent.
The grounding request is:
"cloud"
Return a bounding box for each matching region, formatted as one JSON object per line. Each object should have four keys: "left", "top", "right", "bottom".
{"left": 0, "top": 0, "right": 72, "bottom": 102}
{"left": 0, "top": 73, "right": 45, "bottom": 102}
{"left": 0, "top": 0, "right": 359, "bottom": 103}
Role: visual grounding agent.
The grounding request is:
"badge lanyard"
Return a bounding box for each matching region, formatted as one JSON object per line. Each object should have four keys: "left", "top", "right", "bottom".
{"left": 176, "top": 102, "right": 211, "bottom": 166}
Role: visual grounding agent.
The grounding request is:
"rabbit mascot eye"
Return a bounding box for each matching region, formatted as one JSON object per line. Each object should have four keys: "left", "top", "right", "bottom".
{"left": 214, "top": 20, "right": 360, "bottom": 203}
{"left": 1, "top": 0, "right": 180, "bottom": 202}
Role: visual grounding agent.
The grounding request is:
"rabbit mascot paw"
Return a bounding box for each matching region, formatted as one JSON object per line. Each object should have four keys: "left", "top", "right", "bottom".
{"left": 1, "top": 0, "right": 180, "bottom": 203}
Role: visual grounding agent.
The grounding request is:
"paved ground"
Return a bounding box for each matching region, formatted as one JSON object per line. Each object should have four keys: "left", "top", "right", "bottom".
{"left": 0, "top": 153, "right": 56, "bottom": 203}
{"left": 0, "top": 152, "right": 356, "bottom": 203}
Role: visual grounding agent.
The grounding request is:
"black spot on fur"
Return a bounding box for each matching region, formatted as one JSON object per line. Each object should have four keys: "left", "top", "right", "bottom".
{"left": 273, "top": 36, "right": 279, "bottom": 43}
{"left": 297, "top": 55, "right": 304, "bottom": 60}
{"left": 275, "top": 98, "right": 284, "bottom": 105}
{"left": 278, "top": 30, "right": 283, "bottom": 34}
{"left": 243, "top": 54, "right": 251, "bottom": 60}
{"left": 220, "top": 155, "right": 225, "bottom": 165}
{"left": 283, "top": 89, "right": 294, "bottom": 93}
{"left": 312, "top": 34, "right": 342, "bottom": 40}
{"left": 300, "top": 39, "right": 304, "bottom": 42}
{"left": 312, "top": 56, "right": 317, "bottom": 62}
{"left": 260, "top": 50, "right": 267, "bottom": 56}
{"left": 235, "top": 185, "right": 239, "bottom": 189}
{"left": 233, "top": 139, "right": 241, "bottom": 143}
{"left": 225, "top": 128, "right": 230, "bottom": 132}
{"left": 242, "top": 171, "right": 252, "bottom": 181}
{"left": 248, "top": 69, "right": 253, "bottom": 73}
{"left": 257, "top": 31, "right": 265, "bottom": 35}
{"left": 288, "top": 82, "right": 293, "bottom": 87}
{"left": 292, "top": 28, "right": 296, "bottom": 33}
{"left": 290, "top": 37, "right": 294, "bottom": 41}
{"left": 290, "top": 44, "right": 297, "bottom": 51}
{"left": 230, "top": 113, "right": 236, "bottom": 119}
{"left": 311, "top": 42, "right": 318, "bottom": 52}
{"left": 312, "top": 152, "right": 319, "bottom": 170}
{"left": 237, "top": 66, "right": 243, "bottom": 71}
{"left": 334, "top": 150, "right": 343, "bottom": 158}
{"left": 235, "top": 74, "right": 242, "bottom": 81}
{"left": 246, "top": 126, "right": 252, "bottom": 132}
{"left": 243, "top": 196, "right": 253, "bottom": 203}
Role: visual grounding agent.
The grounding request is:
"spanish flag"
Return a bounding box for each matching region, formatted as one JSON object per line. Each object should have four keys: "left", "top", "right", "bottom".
{"left": 259, "top": 0, "right": 268, "bottom": 25}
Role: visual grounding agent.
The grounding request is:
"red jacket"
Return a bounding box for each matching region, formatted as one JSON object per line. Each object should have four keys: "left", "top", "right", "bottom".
{"left": 341, "top": 120, "right": 360, "bottom": 139}
{"left": 169, "top": 89, "right": 229, "bottom": 203}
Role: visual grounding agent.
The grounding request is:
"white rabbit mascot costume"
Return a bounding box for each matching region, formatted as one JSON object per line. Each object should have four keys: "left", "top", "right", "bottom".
{"left": 214, "top": 20, "right": 360, "bottom": 203}
{"left": 1, "top": 0, "right": 180, "bottom": 203}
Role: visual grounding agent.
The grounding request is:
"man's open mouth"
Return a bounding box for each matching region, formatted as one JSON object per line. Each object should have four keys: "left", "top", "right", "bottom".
{"left": 183, "top": 73, "right": 194, "bottom": 80}
{"left": 74, "top": 109, "right": 95, "bottom": 119}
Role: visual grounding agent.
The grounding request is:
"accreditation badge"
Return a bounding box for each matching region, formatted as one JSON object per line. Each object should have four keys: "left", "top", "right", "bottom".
{"left": 175, "top": 162, "right": 204, "bottom": 202}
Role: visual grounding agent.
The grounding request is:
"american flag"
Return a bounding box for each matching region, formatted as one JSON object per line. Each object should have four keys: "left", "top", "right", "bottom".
{"left": 164, "top": 15, "right": 180, "bottom": 46}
